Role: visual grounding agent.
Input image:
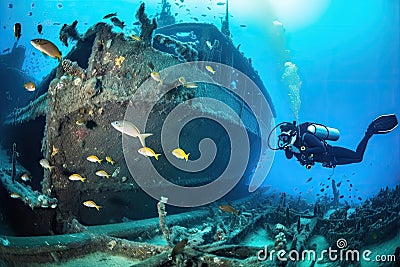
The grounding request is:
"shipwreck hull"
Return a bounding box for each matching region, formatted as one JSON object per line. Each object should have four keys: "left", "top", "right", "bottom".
{"left": 1, "top": 22, "right": 274, "bottom": 234}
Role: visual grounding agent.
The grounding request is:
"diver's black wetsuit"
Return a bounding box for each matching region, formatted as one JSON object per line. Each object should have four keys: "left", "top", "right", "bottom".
{"left": 285, "top": 133, "right": 371, "bottom": 165}
{"left": 280, "top": 114, "right": 397, "bottom": 168}
{"left": 284, "top": 132, "right": 372, "bottom": 166}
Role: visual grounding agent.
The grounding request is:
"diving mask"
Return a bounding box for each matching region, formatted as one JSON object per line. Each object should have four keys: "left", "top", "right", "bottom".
{"left": 278, "top": 130, "right": 297, "bottom": 149}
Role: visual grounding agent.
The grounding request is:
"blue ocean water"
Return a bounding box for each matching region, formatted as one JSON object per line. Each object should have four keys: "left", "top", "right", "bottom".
{"left": 1, "top": 0, "right": 399, "bottom": 206}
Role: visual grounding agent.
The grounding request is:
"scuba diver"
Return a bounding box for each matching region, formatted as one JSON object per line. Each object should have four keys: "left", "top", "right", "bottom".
{"left": 269, "top": 114, "right": 398, "bottom": 169}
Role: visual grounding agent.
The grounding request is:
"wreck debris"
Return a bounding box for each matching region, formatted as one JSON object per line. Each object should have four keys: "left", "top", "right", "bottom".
{"left": 60, "top": 59, "right": 87, "bottom": 79}
{"left": 157, "top": 196, "right": 172, "bottom": 246}
{"left": 4, "top": 93, "right": 48, "bottom": 125}
{"left": 0, "top": 147, "right": 57, "bottom": 209}
{"left": 332, "top": 179, "right": 339, "bottom": 208}
{"left": 59, "top": 20, "right": 81, "bottom": 47}
{"left": 221, "top": 0, "right": 231, "bottom": 38}
{"left": 11, "top": 143, "right": 18, "bottom": 183}
{"left": 154, "top": 34, "right": 199, "bottom": 62}
{"left": 135, "top": 3, "right": 157, "bottom": 45}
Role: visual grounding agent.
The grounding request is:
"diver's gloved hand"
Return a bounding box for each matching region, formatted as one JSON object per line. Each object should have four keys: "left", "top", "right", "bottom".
{"left": 287, "top": 144, "right": 300, "bottom": 154}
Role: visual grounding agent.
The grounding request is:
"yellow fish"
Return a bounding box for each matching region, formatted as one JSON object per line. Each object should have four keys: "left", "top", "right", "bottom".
{"left": 75, "top": 118, "right": 86, "bottom": 126}
{"left": 138, "top": 147, "right": 161, "bottom": 160}
{"left": 69, "top": 174, "right": 86, "bottom": 182}
{"left": 30, "top": 38, "right": 62, "bottom": 62}
{"left": 131, "top": 35, "right": 142, "bottom": 41}
{"left": 24, "top": 82, "right": 36, "bottom": 91}
{"left": 205, "top": 65, "right": 215, "bottom": 74}
{"left": 21, "top": 173, "right": 31, "bottom": 182}
{"left": 184, "top": 82, "right": 198, "bottom": 89}
{"left": 105, "top": 156, "right": 115, "bottom": 165}
{"left": 39, "top": 159, "right": 55, "bottom": 171}
{"left": 151, "top": 71, "right": 163, "bottom": 85}
{"left": 115, "top": 55, "right": 125, "bottom": 67}
{"left": 178, "top": 76, "right": 186, "bottom": 85}
{"left": 87, "top": 155, "right": 102, "bottom": 164}
{"left": 219, "top": 204, "right": 239, "bottom": 216}
{"left": 51, "top": 145, "right": 58, "bottom": 157}
{"left": 83, "top": 200, "right": 102, "bottom": 211}
{"left": 96, "top": 170, "right": 110, "bottom": 178}
{"left": 10, "top": 192, "right": 22, "bottom": 199}
{"left": 172, "top": 148, "right": 190, "bottom": 161}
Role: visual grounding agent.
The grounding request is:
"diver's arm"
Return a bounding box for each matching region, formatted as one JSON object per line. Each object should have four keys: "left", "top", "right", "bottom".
{"left": 303, "top": 134, "right": 326, "bottom": 155}
{"left": 285, "top": 149, "right": 293, "bottom": 159}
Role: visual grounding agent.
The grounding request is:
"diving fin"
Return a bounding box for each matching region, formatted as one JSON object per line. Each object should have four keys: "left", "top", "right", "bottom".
{"left": 367, "top": 114, "right": 398, "bottom": 135}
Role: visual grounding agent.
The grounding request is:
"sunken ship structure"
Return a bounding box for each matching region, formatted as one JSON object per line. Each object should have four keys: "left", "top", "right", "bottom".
{"left": 1, "top": 1, "right": 275, "bottom": 233}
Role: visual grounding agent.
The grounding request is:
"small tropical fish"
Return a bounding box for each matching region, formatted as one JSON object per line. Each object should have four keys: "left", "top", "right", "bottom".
{"left": 138, "top": 147, "right": 161, "bottom": 160}
{"left": 115, "top": 55, "right": 125, "bottom": 67}
{"left": 51, "top": 145, "right": 58, "bottom": 157}
{"left": 24, "top": 82, "right": 35, "bottom": 92}
{"left": 216, "top": 2, "right": 225, "bottom": 6}
{"left": 103, "top": 12, "right": 117, "bottom": 19}
{"left": 305, "top": 177, "right": 312, "bottom": 183}
{"left": 339, "top": 195, "right": 344, "bottom": 198}
{"left": 30, "top": 38, "right": 62, "bottom": 62}
{"left": 131, "top": 35, "right": 142, "bottom": 41}
{"left": 358, "top": 197, "right": 362, "bottom": 200}
{"left": 320, "top": 188, "right": 325, "bottom": 192}
{"left": 111, "top": 17, "right": 125, "bottom": 29}
{"left": 75, "top": 118, "right": 86, "bottom": 126}
{"left": 96, "top": 170, "right": 110, "bottom": 178}
{"left": 87, "top": 155, "right": 102, "bottom": 164}
{"left": 178, "top": 76, "right": 186, "bottom": 85}
{"left": 172, "top": 148, "right": 190, "bottom": 161}
{"left": 111, "top": 121, "right": 152, "bottom": 147}
{"left": 219, "top": 204, "right": 239, "bottom": 216}
{"left": 184, "top": 82, "right": 198, "bottom": 89}
{"left": 37, "top": 24, "right": 43, "bottom": 34}
{"left": 14, "top": 23, "right": 21, "bottom": 40}
{"left": 240, "top": 24, "right": 246, "bottom": 28}
{"left": 39, "top": 159, "right": 54, "bottom": 171}
{"left": 10, "top": 192, "right": 22, "bottom": 199}
{"left": 206, "top": 40, "right": 213, "bottom": 49}
{"left": 105, "top": 156, "right": 115, "bottom": 165}
{"left": 170, "top": 239, "right": 188, "bottom": 258}
{"left": 272, "top": 20, "right": 283, "bottom": 27}
{"left": 69, "top": 174, "right": 86, "bottom": 182}
{"left": 205, "top": 65, "right": 215, "bottom": 74}
{"left": 83, "top": 200, "right": 102, "bottom": 211}
{"left": 337, "top": 181, "right": 342, "bottom": 187}
{"left": 21, "top": 173, "right": 31, "bottom": 182}
{"left": 151, "top": 71, "right": 163, "bottom": 85}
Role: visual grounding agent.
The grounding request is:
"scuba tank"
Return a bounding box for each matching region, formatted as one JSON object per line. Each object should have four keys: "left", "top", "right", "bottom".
{"left": 307, "top": 124, "right": 340, "bottom": 141}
